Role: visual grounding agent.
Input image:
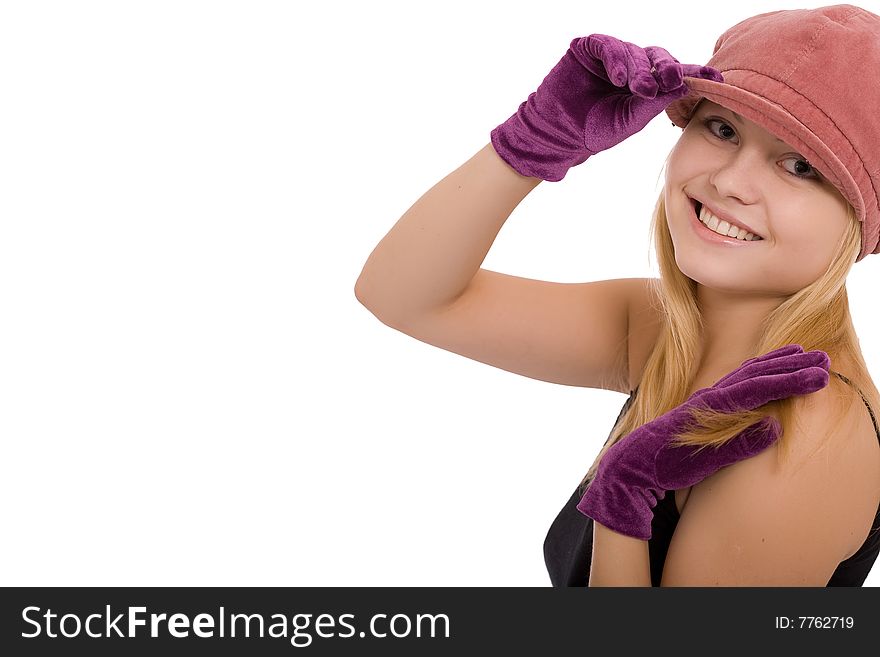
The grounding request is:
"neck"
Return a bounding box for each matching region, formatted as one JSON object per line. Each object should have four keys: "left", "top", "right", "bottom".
{"left": 690, "top": 285, "right": 789, "bottom": 390}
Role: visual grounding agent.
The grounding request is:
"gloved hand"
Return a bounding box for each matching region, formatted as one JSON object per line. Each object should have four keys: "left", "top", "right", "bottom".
{"left": 576, "top": 344, "right": 831, "bottom": 540}
{"left": 490, "top": 34, "right": 723, "bottom": 182}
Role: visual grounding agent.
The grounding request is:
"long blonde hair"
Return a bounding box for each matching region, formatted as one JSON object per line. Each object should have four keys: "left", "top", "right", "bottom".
{"left": 578, "top": 191, "right": 878, "bottom": 497}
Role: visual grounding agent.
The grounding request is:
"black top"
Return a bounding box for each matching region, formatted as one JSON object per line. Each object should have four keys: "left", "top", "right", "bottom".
{"left": 544, "top": 371, "right": 880, "bottom": 586}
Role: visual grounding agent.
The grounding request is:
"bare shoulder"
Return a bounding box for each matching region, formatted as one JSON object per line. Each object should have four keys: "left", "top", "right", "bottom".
{"left": 808, "top": 374, "right": 880, "bottom": 559}
{"left": 626, "top": 277, "right": 663, "bottom": 392}
{"left": 661, "top": 378, "right": 880, "bottom": 584}
{"left": 731, "top": 378, "right": 878, "bottom": 562}
{"left": 764, "top": 376, "right": 880, "bottom": 562}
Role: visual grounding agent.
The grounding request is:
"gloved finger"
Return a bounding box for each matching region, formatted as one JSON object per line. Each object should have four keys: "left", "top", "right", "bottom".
{"left": 717, "top": 350, "right": 830, "bottom": 392}
{"left": 688, "top": 349, "right": 822, "bottom": 404}
{"left": 711, "top": 350, "right": 831, "bottom": 388}
{"left": 744, "top": 344, "right": 806, "bottom": 364}
{"left": 617, "top": 86, "right": 691, "bottom": 137}
{"left": 680, "top": 63, "right": 724, "bottom": 83}
{"left": 705, "top": 365, "right": 830, "bottom": 411}
{"left": 700, "top": 354, "right": 828, "bottom": 405}
{"left": 621, "top": 40, "right": 659, "bottom": 98}
{"left": 583, "top": 34, "right": 629, "bottom": 87}
{"left": 644, "top": 46, "right": 684, "bottom": 93}
{"left": 711, "top": 344, "right": 805, "bottom": 388}
{"left": 712, "top": 349, "right": 827, "bottom": 392}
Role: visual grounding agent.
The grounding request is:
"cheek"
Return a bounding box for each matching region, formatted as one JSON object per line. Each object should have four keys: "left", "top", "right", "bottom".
{"left": 772, "top": 214, "right": 842, "bottom": 272}
{"left": 666, "top": 137, "right": 719, "bottom": 192}
{"left": 666, "top": 138, "right": 697, "bottom": 179}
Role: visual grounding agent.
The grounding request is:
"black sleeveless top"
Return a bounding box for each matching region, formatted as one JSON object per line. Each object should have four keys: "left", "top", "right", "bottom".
{"left": 544, "top": 371, "right": 880, "bottom": 586}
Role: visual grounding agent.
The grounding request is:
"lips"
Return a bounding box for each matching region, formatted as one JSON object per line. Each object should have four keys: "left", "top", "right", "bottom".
{"left": 689, "top": 197, "right": 763, "bottom": 245}
{"left": 688, "top": 196, "right": 764, "bottom": 239}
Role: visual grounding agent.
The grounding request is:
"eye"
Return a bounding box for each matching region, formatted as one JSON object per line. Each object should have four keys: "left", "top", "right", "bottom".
{"left": 702, "top": 117, "right": 736, "bottom": 142}
{"left": 781, "top": 156, "right": 821, "bottom": 181}
{"left": 700, "top": 117, "right": 821, "bottom": 181}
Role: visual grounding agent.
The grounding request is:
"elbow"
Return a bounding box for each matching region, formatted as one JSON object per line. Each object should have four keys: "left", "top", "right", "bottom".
{"left": 354, "top": 277, "right": 374, "bottom": 308}
{"left": 354, "top": 281, "right": 393, "bottom": 326}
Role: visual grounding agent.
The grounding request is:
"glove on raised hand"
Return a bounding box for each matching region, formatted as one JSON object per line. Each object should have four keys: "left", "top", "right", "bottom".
{"left": 576, "top": 344, "right": 831, "bottom": 540}
{"left": 490, "top": 34, "right": 723, "bottom": 182}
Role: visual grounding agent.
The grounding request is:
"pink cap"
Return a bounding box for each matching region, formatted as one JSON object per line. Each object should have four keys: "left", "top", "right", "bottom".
{"left": 665, "top": 4, "right": 880, "bottom": 262}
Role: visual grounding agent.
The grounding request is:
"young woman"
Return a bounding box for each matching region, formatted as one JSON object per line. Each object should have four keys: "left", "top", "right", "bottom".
{"left": 355, "top": 5, "right": 880, "bottom": 586}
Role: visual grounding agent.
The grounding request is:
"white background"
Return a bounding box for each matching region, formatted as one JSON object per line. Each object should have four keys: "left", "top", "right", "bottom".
{"left": 1, "top": 0, "right": 879, "bottom": 587}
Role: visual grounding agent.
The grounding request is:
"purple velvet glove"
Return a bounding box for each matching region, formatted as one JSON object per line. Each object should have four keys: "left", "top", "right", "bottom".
{"left": 490, "top": 34, "right": 723, "bottom": 182}
{"left": 576, "top": 344, "right": 831, "bottom": 540}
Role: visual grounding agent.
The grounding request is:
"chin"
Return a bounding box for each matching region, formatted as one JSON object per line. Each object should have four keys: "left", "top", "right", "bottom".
{"left": 674, "top": 252, "right": 752, "bottom": 288}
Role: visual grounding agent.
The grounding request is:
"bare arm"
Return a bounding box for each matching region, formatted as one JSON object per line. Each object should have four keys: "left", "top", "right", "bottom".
{"left": 589, "top": 523, "right": 652, "bottom": 587}
{"left": 354, "top": 142, "right": 542, "bottom": 323}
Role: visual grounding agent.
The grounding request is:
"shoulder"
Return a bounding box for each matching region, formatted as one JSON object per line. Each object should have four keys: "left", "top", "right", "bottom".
{"left": 660, "top": 378, "right": 880, "bottom": 586}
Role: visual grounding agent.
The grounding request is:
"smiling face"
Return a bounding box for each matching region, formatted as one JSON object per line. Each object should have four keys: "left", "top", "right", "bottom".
{"left": 664, "top": 99, "right": 852, "bottom": 295}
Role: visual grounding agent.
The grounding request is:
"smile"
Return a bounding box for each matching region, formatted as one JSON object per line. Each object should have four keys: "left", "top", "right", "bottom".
{"left": 689, "top": 198, "right": 765, "bottom": 247}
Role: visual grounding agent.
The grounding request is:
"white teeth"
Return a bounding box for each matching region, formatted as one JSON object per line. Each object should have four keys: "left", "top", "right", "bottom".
{"left": 698, "top": 204, "right": 761, "bottom": 241}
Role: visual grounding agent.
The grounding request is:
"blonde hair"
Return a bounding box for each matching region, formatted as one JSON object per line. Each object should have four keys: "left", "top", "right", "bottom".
{"left": 578, "top": 190, "right": 879, "bottom": 499}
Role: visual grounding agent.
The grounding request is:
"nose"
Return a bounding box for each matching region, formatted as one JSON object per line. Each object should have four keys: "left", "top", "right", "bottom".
{"left": 707, "top": 147, "right": 766, "bottom": 205}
